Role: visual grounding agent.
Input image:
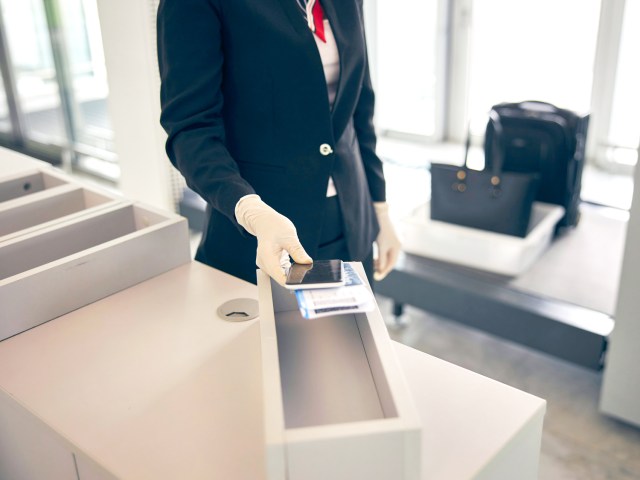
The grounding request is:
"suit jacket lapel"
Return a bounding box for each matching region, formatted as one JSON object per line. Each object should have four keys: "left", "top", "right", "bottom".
{"left": 322, "top": 0, "right": 359, "bottom": 141}
{"left": 274, "top": 0, "right": 309, "bottom": 36}
{"left": 274, "top": 0, "right": 359, "bottom": 142}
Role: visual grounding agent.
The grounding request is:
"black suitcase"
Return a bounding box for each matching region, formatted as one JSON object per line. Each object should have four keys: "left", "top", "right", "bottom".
{"left": 484, "top": 101, "right": 589, "bottom": 231}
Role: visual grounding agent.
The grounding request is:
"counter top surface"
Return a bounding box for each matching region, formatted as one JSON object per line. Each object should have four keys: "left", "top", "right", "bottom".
{"left": 0, "top": 261, "right": 545, "bottom": 479}
{"left": 0, "top": 147, "right": 52, "bottom": 178}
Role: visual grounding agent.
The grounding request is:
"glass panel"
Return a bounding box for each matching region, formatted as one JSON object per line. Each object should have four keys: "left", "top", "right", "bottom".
{"left": 374, "top": 0, "right": 439, "bottom": 137}
{"left": 467, "top": 0, "right": 600, "bottom": 134}
{"left": 0, "top": 0, "right": 66, "bottom": 144}
{"left": 608, "top": 0, "right": 640, "bottom": 162}
{"left": 0, "top": 73, "right": 9, "bottom": 133}
{"left": 58, "top": 0, "right": 114, "bottom": 154}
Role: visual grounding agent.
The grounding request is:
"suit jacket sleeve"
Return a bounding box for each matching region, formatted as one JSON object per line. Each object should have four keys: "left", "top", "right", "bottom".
{"left": 157, "top": 0, "right": 255, "bottom": 229}
{"left": 352, "top": 3, "right": 386, "bottom": 203}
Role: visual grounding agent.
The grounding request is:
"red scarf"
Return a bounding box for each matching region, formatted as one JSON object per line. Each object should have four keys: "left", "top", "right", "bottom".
{"left": 296, "top": 0, "right": 326, "bottom": 42}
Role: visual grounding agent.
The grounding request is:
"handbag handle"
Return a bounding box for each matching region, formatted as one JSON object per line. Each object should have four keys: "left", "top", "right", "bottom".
{"left": 487, "top": 109, "right": 505, "bottom": 187}
{"left": 453, "top": 111, "right": 504, "bottom": 193}
{"left": 461, "top": 111, "right": 504, "bottom": 176}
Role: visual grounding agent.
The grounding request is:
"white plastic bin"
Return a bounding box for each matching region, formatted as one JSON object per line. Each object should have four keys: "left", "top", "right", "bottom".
{"left": 0, "top": 203, "right": 190, "bottom": 341}
{"left": 401, "top": 202, "right": 565, "bottom": 276}
{"left": 0, "top": 169, "right": 69, "bottom": 204}
{"left": 0, "top": 185, "right": 121, "bottom": 242}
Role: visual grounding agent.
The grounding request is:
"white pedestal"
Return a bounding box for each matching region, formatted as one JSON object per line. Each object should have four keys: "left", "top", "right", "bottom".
{"left": 600, "top": 145, "right": 640, "bottom": 427}
{"left": 0, "top": 262, "right": 545, "bottom": 480}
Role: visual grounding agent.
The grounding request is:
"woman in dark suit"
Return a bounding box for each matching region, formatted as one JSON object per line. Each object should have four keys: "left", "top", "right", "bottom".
{"left": 157, "top": 0, "right": 400, "bottom": 285}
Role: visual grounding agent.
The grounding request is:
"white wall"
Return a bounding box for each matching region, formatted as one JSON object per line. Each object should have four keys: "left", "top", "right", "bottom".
{"left": 96, "top": 0, "right": 173, "bottom": 211}
{"left": 601, "top": 146, "right": 640, "bottom": 426}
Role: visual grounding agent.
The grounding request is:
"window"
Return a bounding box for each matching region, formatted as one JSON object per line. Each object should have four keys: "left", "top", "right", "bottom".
{"left": 371, "top": 0, "right": 441, "bottom": 138}
{"left": 467, "top": 0, "right": 601, "bottom": 135}
{"left": 1, "top": 0, "right": 66, "bottom": 144}
{"left": 369, "top": 0, "right": 637, "bottom": 209}
{"left": 58, "top": 0, "right": 113, "bottom": 154}
{"left": 0, "top": 0, "right": 115, "bottom": 179}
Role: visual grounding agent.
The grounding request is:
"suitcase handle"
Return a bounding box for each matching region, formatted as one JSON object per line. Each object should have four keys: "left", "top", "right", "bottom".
{"left": 518, "top": 100, "right": 558, "bottom": 113}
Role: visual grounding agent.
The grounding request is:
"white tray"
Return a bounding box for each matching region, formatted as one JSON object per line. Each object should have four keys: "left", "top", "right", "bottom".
{"left": 401, "top": 202, "right": 565, "bottom": 276}
{"left": 258, "top": 266, "right": 421, "bottom": 480}
{"left": 0, "top": 202, "right": 190, "bottom": 341}
{"left": 0, "top": 168, "right": 71, "bottom": 204}
{"left": 0, "top": 183, "right": 122, "bottom": 243}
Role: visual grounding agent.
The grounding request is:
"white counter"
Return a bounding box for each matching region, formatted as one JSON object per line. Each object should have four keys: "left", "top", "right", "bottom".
{"left": 0, "top": 262, "right": 545, "bottom": 480}
{"left": 0, "top": 147, "right": 53, "bottom": 178}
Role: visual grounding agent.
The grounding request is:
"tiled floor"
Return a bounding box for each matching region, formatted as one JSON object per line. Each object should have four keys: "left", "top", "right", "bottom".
{"left": 376, "top": 297, "right": 640, "bottom": 480}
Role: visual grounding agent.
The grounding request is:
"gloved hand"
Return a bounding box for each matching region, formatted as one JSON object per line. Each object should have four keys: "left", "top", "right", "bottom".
{"left": 235, "top": 194, "right": 313, "bottom": 285}
{"left": 373, "top": 202, "right": 402, "bottom": 281}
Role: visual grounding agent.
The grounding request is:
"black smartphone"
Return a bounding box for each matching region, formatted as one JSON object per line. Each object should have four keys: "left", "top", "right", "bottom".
{"left": 284, "top": 259, "right": 345, "bottom": 289}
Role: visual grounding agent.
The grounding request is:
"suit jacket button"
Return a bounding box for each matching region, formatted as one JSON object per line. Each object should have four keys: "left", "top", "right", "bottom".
{"left": 319, "top": 143, "right": 333, "bottom": 156}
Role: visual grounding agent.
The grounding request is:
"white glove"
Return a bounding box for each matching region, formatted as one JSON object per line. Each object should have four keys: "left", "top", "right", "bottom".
{"left": 235, "top": 195, "right": 312, "bottom": 285}
{"left": 373, "top": 202, "right": 402, "bottom": 281}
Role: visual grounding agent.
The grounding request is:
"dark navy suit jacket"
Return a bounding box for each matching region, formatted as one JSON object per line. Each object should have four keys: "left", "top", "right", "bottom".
{"left": 157, "top": 0, "right": 385, "bottom": 283}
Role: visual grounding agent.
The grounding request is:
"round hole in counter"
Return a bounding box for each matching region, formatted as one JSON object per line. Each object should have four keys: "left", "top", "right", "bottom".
{"left": 217, "top": 298, "right": 259, "bottom": 322}
{"left": 23, "top": 182, "right": 31, "bottom": 191}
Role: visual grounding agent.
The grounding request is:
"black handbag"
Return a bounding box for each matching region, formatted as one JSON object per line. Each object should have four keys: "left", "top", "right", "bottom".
{"left": 430, "top": 111, "right": 540, "bottom": 238}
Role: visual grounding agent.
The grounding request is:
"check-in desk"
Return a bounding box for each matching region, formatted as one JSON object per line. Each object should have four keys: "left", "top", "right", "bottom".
{"left": 0, "top": 261, "right": 545, "bottom": 480}
{"left": 0, "top": 150, "right": 545, "bottom": 479}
